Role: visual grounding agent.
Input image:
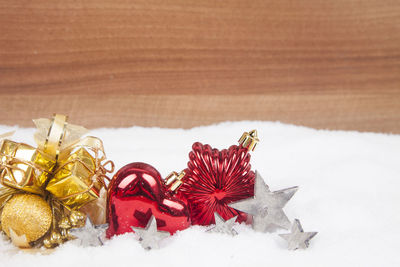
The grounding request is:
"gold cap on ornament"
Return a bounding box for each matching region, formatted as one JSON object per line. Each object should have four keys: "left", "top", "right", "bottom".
{"left": 238, "top": 129, "right": 259, "bottom": 151}
{"left": 164, "top": 171, "right": 186, "bottom": 192}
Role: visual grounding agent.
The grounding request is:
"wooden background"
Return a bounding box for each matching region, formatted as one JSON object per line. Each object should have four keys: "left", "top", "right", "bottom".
{"left": 0, "top": 0, "right": 399, "bottom": 132}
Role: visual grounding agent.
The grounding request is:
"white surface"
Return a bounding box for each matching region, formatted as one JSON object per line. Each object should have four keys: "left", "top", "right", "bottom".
{"left": 1, "top": 121, "right": 400, "bottom": 267}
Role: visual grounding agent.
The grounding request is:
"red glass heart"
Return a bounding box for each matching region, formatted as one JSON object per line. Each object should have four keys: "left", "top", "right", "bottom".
{"left": 106, "top": 162, "right": 190, "bottom": 238}
{"left": 178, "top": 142, "right": 255, "bottom": 225}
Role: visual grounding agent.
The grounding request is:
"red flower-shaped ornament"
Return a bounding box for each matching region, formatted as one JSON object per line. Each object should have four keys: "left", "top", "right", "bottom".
{"left": 177, "top": 130, "right": 259, "bottom": 225}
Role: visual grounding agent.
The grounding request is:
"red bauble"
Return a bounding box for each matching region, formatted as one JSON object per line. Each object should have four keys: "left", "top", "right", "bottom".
{"left": 178, "top": 142, "right": 255, "bottom": 225}
{"left": 106, "top": 162, "right": 190, "bottom": 238}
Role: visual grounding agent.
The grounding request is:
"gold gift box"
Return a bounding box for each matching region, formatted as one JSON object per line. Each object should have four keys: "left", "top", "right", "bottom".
{"left": 0, "top": 140, "right": 56, "bottom": 195}
{"left": 46, "top": 147, "right": 101, "bottom": 210}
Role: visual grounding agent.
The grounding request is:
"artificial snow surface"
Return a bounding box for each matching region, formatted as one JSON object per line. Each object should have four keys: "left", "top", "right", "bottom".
{"left": 1, "top": 121, "right": 400, "bottom": 267}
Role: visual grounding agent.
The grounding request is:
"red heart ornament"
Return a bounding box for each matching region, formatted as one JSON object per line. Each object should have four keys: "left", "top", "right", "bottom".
{"left": 106, "top": 162, "right": 190, "bottom": 238}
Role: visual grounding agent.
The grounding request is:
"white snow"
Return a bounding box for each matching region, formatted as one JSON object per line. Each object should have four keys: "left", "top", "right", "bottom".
{"left": 1, "top": 121, "right": 400, "bottom": 267}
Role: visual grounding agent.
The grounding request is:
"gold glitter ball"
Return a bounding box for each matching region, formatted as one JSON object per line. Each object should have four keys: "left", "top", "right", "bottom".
{"left": 1, "top": 194, "right": 52, "bottom": 243}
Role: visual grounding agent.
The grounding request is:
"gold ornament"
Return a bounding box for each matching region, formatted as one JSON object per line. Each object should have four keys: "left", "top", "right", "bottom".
{"left": 1, "top": 194, "right": 52, "bottom": 245}
{"left": 61, "top": 210, "right": 86, "bottom": 229}
{"left": 43, "top": 211, "right": 87, "bottom": 248}
{"left": 43, "top": 230, "right": 63, "bottom": 248}
{"left": 70, "top": 211, "right": 86, "bottom": 227}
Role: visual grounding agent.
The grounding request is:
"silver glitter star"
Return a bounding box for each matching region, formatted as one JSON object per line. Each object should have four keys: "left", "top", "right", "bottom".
{"left": 229, "top": 171, "right": 298, "bottom": 232}
{"left": 69, "top": 217, "right": 108, "bottom": 247}
{"left": 206, "top": 212, "right": 238, "bottom": 236}
{"left": 131, "top": 216, "right": 170, "bottom": 250}
{"left": 279, "top": 219, "right": 317, "bottom": 250}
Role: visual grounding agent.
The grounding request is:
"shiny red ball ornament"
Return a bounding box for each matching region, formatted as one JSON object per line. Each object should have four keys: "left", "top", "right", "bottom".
{"left": 177, "top": 130, "right": 259, "bottom": 225}
{"left": 106, "top": 162, "right": 190, "bottom": 238}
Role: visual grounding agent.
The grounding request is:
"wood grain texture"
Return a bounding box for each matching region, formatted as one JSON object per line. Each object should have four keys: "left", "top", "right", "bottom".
{"left": 0, "top": 0, "right": 399, "bottom": 132}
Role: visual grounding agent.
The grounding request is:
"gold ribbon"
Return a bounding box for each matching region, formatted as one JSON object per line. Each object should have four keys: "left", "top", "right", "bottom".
{"left": 44, "top": 114, "right": 67, "bottom": 159}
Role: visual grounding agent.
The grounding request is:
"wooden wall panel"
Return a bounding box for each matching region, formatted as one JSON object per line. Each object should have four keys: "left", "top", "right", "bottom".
{"left": 0, "top": 0, "right": 399, "bottom": 132}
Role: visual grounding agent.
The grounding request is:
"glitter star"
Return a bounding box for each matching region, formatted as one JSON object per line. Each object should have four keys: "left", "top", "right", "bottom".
{"left": 8, "top": 228, "right": 30, "bottom": 248}
{"left": 279, "top": 219, "right": 317, "bottom": 250}
{"left": 131, "top": 216, "right": 170, "bottom": 250}
{"left": 229, "top": 171, "right": 298, "bottom": 232}
{"left": 206, "top": 212, "right": 238, "bottom": 236}
{"left": 69, "top": 217, "right": 107, "bottom": 247}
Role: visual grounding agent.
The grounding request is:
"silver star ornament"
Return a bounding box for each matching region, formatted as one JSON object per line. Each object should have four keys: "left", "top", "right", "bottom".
{"left": 229, "top": 171, "right": 298, "bottom": 232}
{"left": 131, "top": 216, "right": 170, "bottom": 250}
{"left": 69, "top": 217, "right": 108, "bottom": 247}
{"left": 279, "top": 219, "right": 317, "bottom": 250}
{"left": 206, "top": 212, "right": 238, "bottom": 236}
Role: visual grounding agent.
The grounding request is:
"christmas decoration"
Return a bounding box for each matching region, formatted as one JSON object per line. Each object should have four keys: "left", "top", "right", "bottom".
{"left": 1, "top": 194, "right": 52, "bottom": 247}
{"left": 131, "top": 216, "right": 170, "bottom": 250}
{"left": 230, "top": 171, "right": 298, "bottom": 232}
{"left": 175, "top": 130, "right": 259, "bottom": 226}
{"left": 206, "top": 212, "right": 238, "bottom": 236}
{"left": 0, "top": 121, "right": 318, "bottom": 252}
{"left": 279, "top": 219, "right": 317, "bottom": 250}
{"left": 69, "top": 217, "right": 107, "bottom": 247}
{"left": 0, "top": 114, "right": 114, "bottom": 248}
{"left": 106, "top": 162, "right": 190, "bottom": 238}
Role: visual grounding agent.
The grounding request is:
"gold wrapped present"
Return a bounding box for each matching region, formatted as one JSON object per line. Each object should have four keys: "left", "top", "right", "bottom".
{"left": 0, "top": 140, "right": 56, "bottom": 195}
{"left": 46, "top": 137, "right": 112, "bottom": 210}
